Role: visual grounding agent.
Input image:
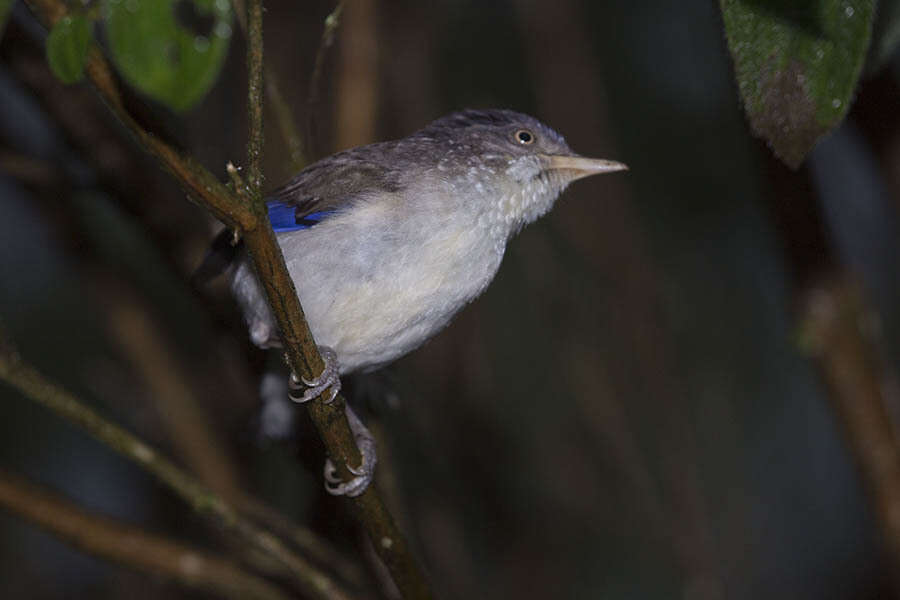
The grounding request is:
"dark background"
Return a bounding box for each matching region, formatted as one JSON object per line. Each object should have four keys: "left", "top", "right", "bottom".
{"left": 2, "top": 0, "right": 900, "bottom": 598}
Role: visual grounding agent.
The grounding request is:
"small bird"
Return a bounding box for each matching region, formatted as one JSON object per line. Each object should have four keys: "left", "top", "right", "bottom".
{"left": 228, "top": 108, "right": 626, "bottom": 495}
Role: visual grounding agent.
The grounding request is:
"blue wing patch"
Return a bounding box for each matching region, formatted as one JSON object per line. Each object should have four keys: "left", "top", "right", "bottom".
{"left": 267, "top": 200, "right": 334, "bottom": 232}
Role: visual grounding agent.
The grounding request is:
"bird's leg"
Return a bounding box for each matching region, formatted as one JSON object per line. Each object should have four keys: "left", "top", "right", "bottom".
{"left": 286, "top": 347, "right": 376, "bottom": 495}
{"left": 288, "top": 346, "right": 341, "bottom": 404}
{"left": 323, "top": 404, "right": 377, "bottom": 497}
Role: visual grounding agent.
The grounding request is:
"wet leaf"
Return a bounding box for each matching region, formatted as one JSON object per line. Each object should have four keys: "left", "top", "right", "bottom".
{"left": 720, "top": 0, "right": 875, "bottom": 168}
{"left": 104, "top": 0, "right": 232, "bottom": 112}
{"left": 46, "top": 14, "right": 93, "bottom": 84}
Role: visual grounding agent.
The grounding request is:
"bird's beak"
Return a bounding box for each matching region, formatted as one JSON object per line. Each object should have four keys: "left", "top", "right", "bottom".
{"left": 543, "top": 155, "right": 628, "bottom": 181}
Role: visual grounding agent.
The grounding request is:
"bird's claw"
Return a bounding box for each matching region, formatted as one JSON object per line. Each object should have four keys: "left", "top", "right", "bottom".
{"left": 288, "top": 346, "right": 340, "bottom": 404}
{"left": 323, "top": 406, "right": 377, "bottom": 497}
{"left": 284, "top": 350, "right": 376, "bottom": 496}
{"left": 324, "top": 460, "right": 343, "bottom": 484}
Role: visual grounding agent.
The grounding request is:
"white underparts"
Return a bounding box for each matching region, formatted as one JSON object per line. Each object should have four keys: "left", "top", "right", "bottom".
{"left": 231, "top": 156, "right": 568, "bottom": 375}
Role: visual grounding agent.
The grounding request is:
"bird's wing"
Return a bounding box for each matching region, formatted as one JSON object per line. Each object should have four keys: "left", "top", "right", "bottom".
{"left": 266, "top": 143, "right": 405, "bottom": 232}
{"left": 194, "top": 144, "right": 408, "bottom": 280}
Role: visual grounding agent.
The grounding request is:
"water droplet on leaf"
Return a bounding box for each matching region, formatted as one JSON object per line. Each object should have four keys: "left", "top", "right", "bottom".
{"left": 214, "top": 22, "right": 232, "bottom": 38}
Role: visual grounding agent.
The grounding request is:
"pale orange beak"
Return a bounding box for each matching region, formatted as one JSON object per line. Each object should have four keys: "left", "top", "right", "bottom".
{"left": 543, "top": 154, "right": 629, "bottom": 181}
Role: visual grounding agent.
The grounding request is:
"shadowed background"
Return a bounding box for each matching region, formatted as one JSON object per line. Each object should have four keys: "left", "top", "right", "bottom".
{"left": 1, "top": 0, "right": 899, "bottom": 598}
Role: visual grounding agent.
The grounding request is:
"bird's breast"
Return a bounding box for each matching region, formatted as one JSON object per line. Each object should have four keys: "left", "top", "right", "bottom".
{"left": 283, "top": 207, "right": 505, "bottom": 373}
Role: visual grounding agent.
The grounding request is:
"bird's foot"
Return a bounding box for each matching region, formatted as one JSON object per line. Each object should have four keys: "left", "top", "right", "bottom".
{"left": 323, "top": 405, "right": 377, "bottom": 497}
{"left": 288, "top": 346, "right": 340, "bottom": 404}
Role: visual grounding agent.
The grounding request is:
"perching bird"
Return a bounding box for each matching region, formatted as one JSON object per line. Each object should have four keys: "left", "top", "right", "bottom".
{"left": 228, "top": 108, "right": 627, "bottom": 496}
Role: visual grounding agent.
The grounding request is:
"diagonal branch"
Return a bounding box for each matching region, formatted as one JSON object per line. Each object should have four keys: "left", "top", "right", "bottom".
{"left": 800, "top": 279, "right": 900, "bottom": 567}
{"left": 0, "top": 469, "right": 292, "bottom": 600}
{"left": 0, "top": 343, "right": 356, "bottom": 600}
{"left": 23, "top": 1, "right": 432, "bottom": 597}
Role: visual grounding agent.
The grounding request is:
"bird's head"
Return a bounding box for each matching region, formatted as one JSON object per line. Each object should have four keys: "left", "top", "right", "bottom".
{"left": 416, "top": 109, "right": 627, "bottom": 237}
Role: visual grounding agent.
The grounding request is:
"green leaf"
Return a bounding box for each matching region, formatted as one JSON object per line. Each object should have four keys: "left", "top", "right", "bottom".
{"left": 46, "top": 14, "right": 93, "bottom": 84}
{"left": 104, "top": 0, "right": 232, "bottom": 112}
{"left": 720, "top": 0, "right": 875, "bottom": 168}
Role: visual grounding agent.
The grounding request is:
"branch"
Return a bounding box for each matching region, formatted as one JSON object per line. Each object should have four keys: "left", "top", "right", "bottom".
{"left": 103, "top": 294, "right": 364, "bottom": 586}
{"left": 239, "top": 2, "right": 431, "bottom": 596}
{"left": 764, "top": 156, "right": 900, "bottom": 575}
{"left": 21, "top": 1, "right": 254, "bottom": 232}
{"left": 23, "top": 1, "right": 432, "bottom": 597}
{"left": 0, "top": 141, "right": 354, "bottom": 585}
{"left": 108, "top": 298, "right": 243, "bottom": 501}
{"left": 232, "top": 0, "right": 307, "bottom": 171}
{"left": 333, "top": 0, "right": 377, "bottom": 149}
{"left": 799, "top": 279, "right": 900, "bottom": 564}
{"left": 246, "top": 0, "right": 264, "bottom": 197}
{"left": 267, "top": 74, "right": 308, "bottom": 171}
{"left": 0, "top": 470, "right": 292, "bottom": 600}
{"left": 237, "top": 496, "right": 367, "bottom": 588}
{"left": 307, "top": 1, "right": 345, "bottom": 157}
{"left": 0, "top": 344, "right": 356, "bottom": 600}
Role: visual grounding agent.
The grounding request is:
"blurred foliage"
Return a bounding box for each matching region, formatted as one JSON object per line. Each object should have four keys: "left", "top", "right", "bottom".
{"left": 0, "top": 0, "right": 12, "bottom": 37}
{"left": 40, "top": 0, "right": 234, "bottom": 111}
{"left": 105, "top": 0, "right": 232, "bottom": 112}
{"left": 45, "top": 14, "right": 91, "bottom": 84}
{"left": 719, "top": 0, "right": 874, "bottom": 167}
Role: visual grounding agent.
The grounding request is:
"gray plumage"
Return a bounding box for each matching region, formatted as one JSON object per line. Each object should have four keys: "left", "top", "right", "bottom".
{"left": 231, "top": 109, "right": 626, "bottom": 375}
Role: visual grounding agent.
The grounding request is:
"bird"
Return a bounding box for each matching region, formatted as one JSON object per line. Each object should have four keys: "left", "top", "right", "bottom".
{"left": 226, "top": 108, "right": 627, "bottom": 496}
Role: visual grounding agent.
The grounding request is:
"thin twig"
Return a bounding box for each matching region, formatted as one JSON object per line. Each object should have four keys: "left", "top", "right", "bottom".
{"left": 764, "top": 156, "right": 900, "bottom": 578}
{"left": 799, "top": 279, "right": 900, "bottom": 566}
{"left": 24, "top": 1, "right": 432, "bottom": 596}
{"left": 246, "top": 0, "right": 264, "bottom": 196}
{"left": 334, "top": 0, "right": 377, "bottom": 150}
{"left": 307, "top": 1, "right": 345, "bottom": 157}
{"left": 268, "top": 76, "right": 307, "bottom": 171}
{"left": 232, "top": 0, "right": 307, "bottom": 170}
{"left": 309, "top": 2, "right": 345, "bottom": 108}
{"left": 107, "top": 300, "right": 243, "bottom": 499}
{"left": 236, "top": 6, "right": 430, "bottom": 596}
{"left": 21, "top": 2, "right": 254, "bottom": 231}
{"left": 236, "top": 495, "right": 368, "bottom": 588}
{"left": 0, "top": 470, "right": 292, "bottom": 600}
{"left": 97, "top": 280, "right": 362, "bottom": 588}
{"left": 0, "top": 346, "right": 355, "bottom": 600}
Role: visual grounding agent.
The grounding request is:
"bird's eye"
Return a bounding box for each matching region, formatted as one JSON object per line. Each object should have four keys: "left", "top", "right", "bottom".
{"left": 514, "top": 129, "right": 535, "bottom": 145}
